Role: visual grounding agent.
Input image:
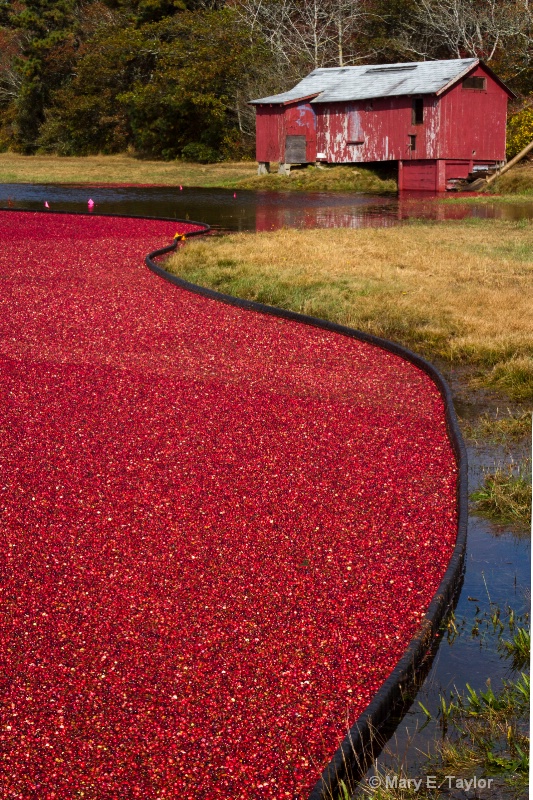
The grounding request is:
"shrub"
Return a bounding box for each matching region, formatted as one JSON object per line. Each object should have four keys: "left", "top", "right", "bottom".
{"left": 507, "top": 107, "right": 533, "bottom": 159}
{"left": 180, "top": 142, "right": 220, "bottom": 163}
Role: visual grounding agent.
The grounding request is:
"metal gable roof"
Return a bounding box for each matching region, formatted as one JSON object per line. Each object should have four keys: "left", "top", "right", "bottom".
{"left": 250, "top": 58, "right": 481, "bottom": 104}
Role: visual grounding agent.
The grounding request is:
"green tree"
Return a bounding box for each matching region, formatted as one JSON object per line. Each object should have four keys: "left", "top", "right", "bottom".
{"left": 120, "top": 10, "right": 259, "bottom": 159}
{"left": 39, "top": 8, "right": 259, "bottom": 158}
{"left": 5, "top": 0, "right": 78, "bottom": 151}
{"left": 38, "top": 22, "right": 147, "bottom": 154}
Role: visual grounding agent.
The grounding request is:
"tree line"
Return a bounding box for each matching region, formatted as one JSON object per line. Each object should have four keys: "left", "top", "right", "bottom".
{"left": 0, "top": 0, "right": 531, "bottom": 160}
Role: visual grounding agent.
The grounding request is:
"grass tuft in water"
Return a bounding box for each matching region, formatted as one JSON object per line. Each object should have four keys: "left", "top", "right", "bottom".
{"left": 500, "top": 628, "right": 531, "bottom": 671}
{"left": 470, "top": 462, "right": 532, "bottom": 528}
{"left": 461, "top": 410, "right": 532, "bottom": 443}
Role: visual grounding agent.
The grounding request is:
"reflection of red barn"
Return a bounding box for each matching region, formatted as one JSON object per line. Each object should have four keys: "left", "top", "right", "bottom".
{"left": 250, "top": 59, "right": 515, "bottom": 192}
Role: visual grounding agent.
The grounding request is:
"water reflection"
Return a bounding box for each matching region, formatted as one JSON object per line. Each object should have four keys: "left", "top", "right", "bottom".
{"left": 1, "top": 183, "right": 532, "bottom": 231}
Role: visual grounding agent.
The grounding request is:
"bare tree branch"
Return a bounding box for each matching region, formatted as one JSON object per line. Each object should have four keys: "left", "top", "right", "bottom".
{"left": 399, "top": 0, "right": 532, "bottom": 65}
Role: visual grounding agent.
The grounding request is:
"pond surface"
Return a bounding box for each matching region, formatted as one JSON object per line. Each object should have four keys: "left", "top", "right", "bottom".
{"left": 1, "top": 182, "right": 533, "bottom": 231}
{"left": 1, "top": 182, "right": 530, "bottom": 792}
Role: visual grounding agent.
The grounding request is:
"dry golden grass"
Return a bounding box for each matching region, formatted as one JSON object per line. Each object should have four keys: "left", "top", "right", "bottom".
{"left": 0, "top": 153, "right": 257, "bottom": 187}
{"left": 167, "top": 219, "right": 533, "bottom": 398}
{"left": 489, "top": 162, "right": 533, "bottom": 196}
{"left": 0, "top": 154, "right": 396, "bottom": 193}
{"left": 235, "top": 164, "right": 397, "bottom": 194}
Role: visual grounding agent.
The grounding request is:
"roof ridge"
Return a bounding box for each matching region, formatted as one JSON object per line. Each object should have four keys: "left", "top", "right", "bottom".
{"left": 250, "top": 58, "right": 508, "bottom": 105}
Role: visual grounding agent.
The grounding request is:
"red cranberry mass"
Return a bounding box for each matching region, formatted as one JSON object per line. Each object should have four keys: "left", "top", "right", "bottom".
{"left": 0, "top": 211, "right": 457, "bottom": 799}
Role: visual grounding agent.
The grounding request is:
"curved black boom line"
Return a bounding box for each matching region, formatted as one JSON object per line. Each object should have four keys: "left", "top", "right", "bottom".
{"left": 146, "top": 232, "right": 468, "bottom": 800}
{"left": 0, "top": 208, "right": 467, "bottom": 799}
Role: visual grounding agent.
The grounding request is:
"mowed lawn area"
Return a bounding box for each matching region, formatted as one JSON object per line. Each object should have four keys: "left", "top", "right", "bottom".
{"left": 167, "top": 219, "right": 533, "bottom": 402}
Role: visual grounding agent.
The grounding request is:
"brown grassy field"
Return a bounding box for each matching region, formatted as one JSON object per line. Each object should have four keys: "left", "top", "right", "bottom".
{"left": 0, "top": 153, "right": 395, "bottom": 193}
{"left": 0, "top": 154, "right": 257, "bottom": 187}
{"left": 167, "top": 219, "right": 533, "bottom": 401}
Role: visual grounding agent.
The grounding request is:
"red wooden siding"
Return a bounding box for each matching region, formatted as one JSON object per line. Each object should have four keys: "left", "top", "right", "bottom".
{"left": 445, "top": 160, "right": 472, "bottom": 180}
{"left": 401, "top": 160, "right": 437, "bottom": 191}
{"left": 256, "top": 106, "right": 284, "bottom": 162}
{"left": 256, "top": 102, "right": 316, "bottom": 163}
{"left": 315, "top": 65, "right": 506, "bottom": 165}
{"left": 437, "top": 66, "right": 507, "bottom": 161}
{"left": 316, "top": 96, "right": 440, "bottom": 163}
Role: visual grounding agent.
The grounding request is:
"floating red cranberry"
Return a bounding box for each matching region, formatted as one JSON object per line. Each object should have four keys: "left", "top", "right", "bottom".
{"left": 0, "top": 211, "right": 457, "bottom": 799}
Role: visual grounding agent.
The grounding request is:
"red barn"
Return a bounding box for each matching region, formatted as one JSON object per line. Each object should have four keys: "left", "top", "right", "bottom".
{"left": 250, "top": 59, "right": 515, "bottom": 191}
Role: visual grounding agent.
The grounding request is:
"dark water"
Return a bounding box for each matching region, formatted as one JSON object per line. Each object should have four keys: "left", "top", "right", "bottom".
{"left": 369, "top": 373, "right": 531, "bottom": 793}
{"left": 375, "top": 450, "right": 530, "bottom": 776}
{"left": 1, "top": 183, "right": 533, "bottom": 231}
{"left": 1, "top": 182, "right": 531, "bottom": 792}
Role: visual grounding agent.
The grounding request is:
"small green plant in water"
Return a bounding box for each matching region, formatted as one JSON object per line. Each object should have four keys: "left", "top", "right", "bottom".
{"left": 500, "top": 628, "right": 531, "bottom": 671}
{"left": 339, "top": 779, "right": 352, "bottom": 800}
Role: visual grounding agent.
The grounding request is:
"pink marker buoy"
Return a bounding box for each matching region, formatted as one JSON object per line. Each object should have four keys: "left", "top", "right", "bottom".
{"left": 44, "top": 201, "right": 50, "bottom": 209}
{"left": 233, "top": 192, "right": 237, "bottom": 199}
{"left": 179, "top": 185, "right": 183, "bottom": 191}
{"left": 88, "top": 198, "right": 95, "bottom": 211}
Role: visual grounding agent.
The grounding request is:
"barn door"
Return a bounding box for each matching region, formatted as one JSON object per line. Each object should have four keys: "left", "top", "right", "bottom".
{"left": 285, "top": 135, "right": 307, "bottom": 163}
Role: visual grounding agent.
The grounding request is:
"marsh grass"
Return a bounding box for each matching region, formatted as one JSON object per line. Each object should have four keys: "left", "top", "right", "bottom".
{"left": 470, "top": 462, "right": 532, "bottom": 528}
{"left": 481, "top": 357, "right": 533, "bottom": 402}
{"left": 462, "top": 410, "right": 532, "bottom": 444}
{"left": 489, "top": 163, "right": 533, "bottom": 196}
{"left": 0, "top": 153, "right": 257, "bottom": 187}
{"left": 235, "top": 164, "right": 397, "bottom": 194}
{"left": 355, "top": 607, "right": 530, "bottom": 800}
{"left": 168, "top": 220, "right": 533, "bottom": 399}
{"left": 436, "top": 673, "right": 530, "bottom": 784}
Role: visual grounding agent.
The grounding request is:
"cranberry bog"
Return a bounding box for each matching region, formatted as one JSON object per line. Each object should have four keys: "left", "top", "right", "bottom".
{"left": 0, "top": 211, "right": 465, "bottom": 799}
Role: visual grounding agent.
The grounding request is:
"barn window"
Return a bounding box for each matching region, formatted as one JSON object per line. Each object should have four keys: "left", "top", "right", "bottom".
{"left": 463, "top": 76, "right": 486, "bottom": 90}
{"left": 347, "top": 110, "right": 364, "bottom": 144}
{"left": 412, "top": 98, "right": 424, "bottom": 124}
{"left": 409, "top": 134, "right": 417, "bottom": 151}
